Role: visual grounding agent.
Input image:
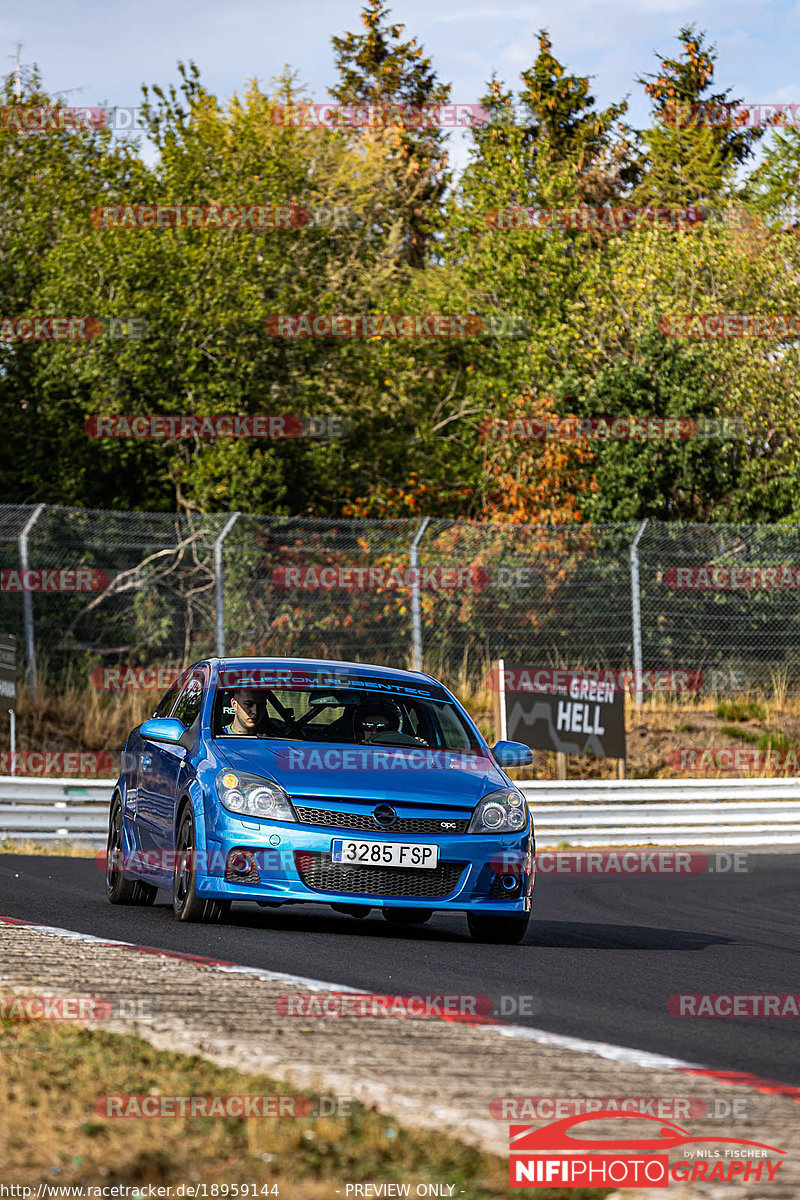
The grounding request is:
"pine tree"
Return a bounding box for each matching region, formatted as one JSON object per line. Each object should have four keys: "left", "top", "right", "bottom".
{"left": 460, "top": 31, "right": 634, "bottom": 211}
{"left": 634, "top": 26, "right": 763, "bottom": 207}
{"left": 745, "top": 124, "right": 800, "bottom": 228}
{"left": 517, "top": 31, "right": 635, "bottom": 206}
{"left": 330, "top": 0, "right": 451, "bottom": 267}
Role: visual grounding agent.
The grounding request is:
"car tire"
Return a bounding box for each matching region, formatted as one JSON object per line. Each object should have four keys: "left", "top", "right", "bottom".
{"left": 173, "top": 807, "right": 231, "bottom": 923}
{"left": 105, "top": 796, "right": 158, "bottom": 906}
{"left": 381, "top": 907, "right": 433, "bottom": 925}
{"left": 467, "top": 912, "right": 530, "bottom": 944}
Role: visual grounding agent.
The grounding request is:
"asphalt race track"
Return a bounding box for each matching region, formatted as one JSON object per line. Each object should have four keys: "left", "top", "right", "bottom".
{"left": 1, "top": 852, "right": 798, "bottom": 1086}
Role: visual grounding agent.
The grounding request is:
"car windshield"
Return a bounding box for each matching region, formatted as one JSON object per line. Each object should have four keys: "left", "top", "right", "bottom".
{"left": 212, "top": 673, "right": 481, "bottom": 752}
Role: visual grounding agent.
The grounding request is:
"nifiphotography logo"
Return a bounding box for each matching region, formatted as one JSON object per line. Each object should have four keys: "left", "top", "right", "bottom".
{"left": 508, "top": 1111, "right": 785, "bottom": 1188}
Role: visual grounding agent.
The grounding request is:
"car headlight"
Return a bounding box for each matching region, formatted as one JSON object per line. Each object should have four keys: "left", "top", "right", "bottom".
{"left": 468, "top": 787, "right": 528, "bottom": 834}
{"left": 216, "top": 770, "right": 296, "bottom": 821}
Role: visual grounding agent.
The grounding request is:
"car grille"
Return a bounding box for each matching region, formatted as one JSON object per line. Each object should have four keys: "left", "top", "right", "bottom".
{"left": 293, "top": 806, "right": 470, "bottom": 835}
{"left": 294, "top": 851, "right": 466, "bottom": 898}
{"left": 294, "top": 804, "right": 468, "bottom": 834}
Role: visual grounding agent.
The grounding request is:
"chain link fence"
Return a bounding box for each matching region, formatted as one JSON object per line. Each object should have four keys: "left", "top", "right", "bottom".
{"left": 1, "top": 504, "right": 800, "bottom": 696}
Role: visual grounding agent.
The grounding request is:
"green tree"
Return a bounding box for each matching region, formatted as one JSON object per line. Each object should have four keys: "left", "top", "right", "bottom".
{"left": 559, "top": 196, "right": 800, "bottom": 522}
{"left": 331, "top": 0, "right": 451, "bottom": 268}
{"left": 744, "top": 124, "right": 800, "bottom": 228}
{"left": 427, "top": 31, "right": 636, "bottom": 525}
{"left": 36, "top": 65, "right": 469, "bottom": 517}
{"left": 633, "top": 26, "right": 763, "bottom": 206}
{"left": 570, "top": 331, "right": 741, "bottom": 521}
{"left": 0, "top": 65, "right": 165, "bottom": 508}
{"left": 458, "top": 31, "right": 633, "bottom": 213}
{"left": 517, "top": 30, "right": 635, "bottom": 206}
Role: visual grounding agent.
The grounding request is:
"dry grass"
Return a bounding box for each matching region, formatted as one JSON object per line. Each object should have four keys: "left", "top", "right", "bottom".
{"left": 0, "top": 838, "right": 98, "bottom": 856}
{"left": 3, "top": 671, "right": 800, "bottom": 783}
{"left": 0, "top": 1020, "right": 604, "bottom": 1199}
{"left": 0, "top": 678, "right": 155, "bottom": 777}
{"left": 454, "top": 680, "right": 800, "bottom": 781}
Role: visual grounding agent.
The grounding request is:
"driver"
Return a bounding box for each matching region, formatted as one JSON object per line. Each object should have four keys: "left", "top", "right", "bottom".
{"left": 355, "top": 698, "right": 403, "bottom": 744}
{"left": 224, "top": 687, "right": 268, "bottom": 736}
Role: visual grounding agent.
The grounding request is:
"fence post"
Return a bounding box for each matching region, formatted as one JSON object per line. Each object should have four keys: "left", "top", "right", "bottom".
{"left": 19, "top": 503, "right": 45, "bottom": 694}
{"left": 630, "top": 519, "right": 648, "bottom": 707}
{"left": 409, "top": 517, "right": 431, "bottom": 672}
{"left": 214, "top": 513, "right": 241, "bottom": 658}
{"left": 492, "top": 658, "right": 507, "bottom": 742}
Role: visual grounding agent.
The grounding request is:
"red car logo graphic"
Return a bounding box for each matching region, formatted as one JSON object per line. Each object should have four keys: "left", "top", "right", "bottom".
{"left": 510, "top": 1110, "right": 785, "bottom": 1155}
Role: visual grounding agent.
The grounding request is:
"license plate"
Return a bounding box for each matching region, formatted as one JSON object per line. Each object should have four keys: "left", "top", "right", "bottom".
{"left": 331, "top": 839, "right": 439, "bottom": 869}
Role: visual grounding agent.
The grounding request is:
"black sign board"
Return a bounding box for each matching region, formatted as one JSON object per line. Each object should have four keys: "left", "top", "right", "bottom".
{"left": 0, "top": 634, "right": 17, "bottom": 711}
{"left": 503, "top": 666, "right": 626, "bottom": 760}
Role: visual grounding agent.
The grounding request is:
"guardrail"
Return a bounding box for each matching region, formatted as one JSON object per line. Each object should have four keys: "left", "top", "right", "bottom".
{"left": 520, "top": 777, "right": 800, "bottom": 802}
{"left": 0, "top": 778, "right": 111, "bottom": 841}
{"left": 1, "top": 776, "right": 800, "bottom": 846}
{"left": 520, "top": 779, "right": 800, "bottom": 845}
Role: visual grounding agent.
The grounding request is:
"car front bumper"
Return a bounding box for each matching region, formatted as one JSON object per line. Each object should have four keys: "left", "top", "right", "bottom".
{"left": 197, "top": 816, "right": 534, "bottom": 913}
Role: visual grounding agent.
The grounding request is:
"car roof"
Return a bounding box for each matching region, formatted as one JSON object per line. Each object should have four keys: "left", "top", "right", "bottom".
{"left": 209, "top": 656, "right": 439, "bottom": 685}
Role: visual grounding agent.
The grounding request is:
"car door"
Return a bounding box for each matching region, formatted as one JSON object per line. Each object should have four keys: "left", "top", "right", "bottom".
{"left": 137, "top": 669, "right": 206, "bottom": 866}
{"left": 128, "top": 676, "right": 181, "bottom": 853}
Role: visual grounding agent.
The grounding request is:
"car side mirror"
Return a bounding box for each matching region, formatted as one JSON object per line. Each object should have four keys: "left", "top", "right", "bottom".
{"left": 491, "top": 740, "right": 534, "bottom": 767}
{"left": 140, "top": 717, "right": 185, "bottom": 744}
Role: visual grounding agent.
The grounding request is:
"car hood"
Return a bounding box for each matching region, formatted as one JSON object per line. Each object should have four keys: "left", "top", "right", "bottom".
{"left": 216, "top": 739, "right": 508, "bottom": 809}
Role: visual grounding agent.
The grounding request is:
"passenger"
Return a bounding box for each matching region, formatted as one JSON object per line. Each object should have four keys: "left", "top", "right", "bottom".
{"left": 356, "top": 700, "right": 403, "bottom": 744}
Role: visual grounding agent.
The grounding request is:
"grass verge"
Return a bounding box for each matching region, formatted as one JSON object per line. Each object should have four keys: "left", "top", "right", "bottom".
{"left": 0, "top": 838, "right": 99, "bottom": 856}
{"left": 0, "top": 1020, "right": 607, "bottom": 1199}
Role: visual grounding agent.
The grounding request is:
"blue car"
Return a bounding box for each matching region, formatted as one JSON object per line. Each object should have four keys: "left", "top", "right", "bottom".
{"left": 106, "top": 657, "right": 535, "bottom": 943}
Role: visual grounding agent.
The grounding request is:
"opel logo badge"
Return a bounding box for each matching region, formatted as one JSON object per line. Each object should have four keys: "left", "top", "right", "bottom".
{"left": 373, "top": 804, "right": 397, "bottom": 828}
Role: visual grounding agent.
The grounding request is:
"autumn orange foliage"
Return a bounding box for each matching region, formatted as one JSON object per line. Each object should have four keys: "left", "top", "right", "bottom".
{"left": 479, "top": 390, "right": 598, "bottom": 524}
